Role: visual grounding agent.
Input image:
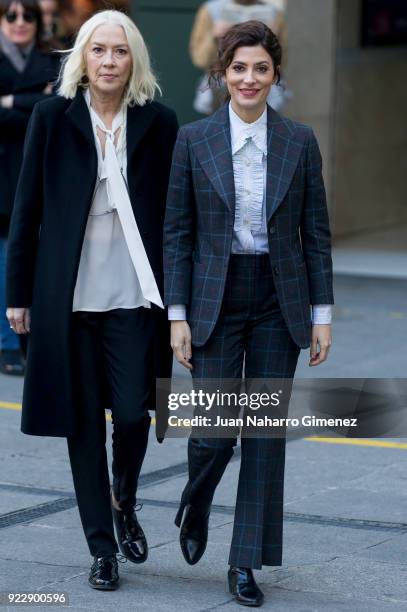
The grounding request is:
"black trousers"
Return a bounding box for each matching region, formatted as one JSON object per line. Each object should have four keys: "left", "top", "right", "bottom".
{"left": 67, "top": 309, "right": 154, "bottom": 557}
{"left": 175, "top": 255, "right": 301, "bottom": 569}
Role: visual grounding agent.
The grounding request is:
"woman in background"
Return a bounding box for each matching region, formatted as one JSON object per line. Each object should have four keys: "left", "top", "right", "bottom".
{"left": 0, "top": 0, "right": 59, "bottom": 375}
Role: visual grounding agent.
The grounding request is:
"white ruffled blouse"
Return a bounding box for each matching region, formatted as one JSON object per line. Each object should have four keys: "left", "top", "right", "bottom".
{"left": 229, "top": 102, "right": 268, "bottom": 254}
{"left": 72, "top": 90, "right": 163, "bottom": 312}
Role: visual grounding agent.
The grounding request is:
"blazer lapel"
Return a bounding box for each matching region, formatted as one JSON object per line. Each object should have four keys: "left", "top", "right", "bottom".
{"left": 266, "top": 106, "right": 306, "bottom": 221}
{"left": 126, "top": 102, "right": 158, "bottom": 163}
{"left": 192, "top": 104, "right": 235, "bottom": 214}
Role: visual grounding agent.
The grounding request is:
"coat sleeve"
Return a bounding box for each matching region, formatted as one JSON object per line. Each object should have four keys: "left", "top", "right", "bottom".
{"left": 6, "top": 103, "right": 45, "bottom": 307}
{"left": 300, "top": 129, "right": 334, "bottom": 305}
{"left": 0, "top": 106, "right": 28, "bottom": 134}
{"left": 160, "top": 108, "right": 179, "bottom": 197}
{"left": 12, "top": 91, "right": 55, "bottom": 112}
{"left": 163, "top": 126, "right": 196, "bottom": 307}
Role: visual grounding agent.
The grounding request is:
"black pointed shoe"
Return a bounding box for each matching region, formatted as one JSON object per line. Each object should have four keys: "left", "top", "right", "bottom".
{"left": 228, "top": 567, "right": 264, "bottom": 607}
{"left": 179, "top": 504, "right": 210, "bottom": 565}
{"left": 89, "top": 555, "right": 119, "bottom": 590}
{"left": 112, "top": 504, "right": 148, "bottom": 564}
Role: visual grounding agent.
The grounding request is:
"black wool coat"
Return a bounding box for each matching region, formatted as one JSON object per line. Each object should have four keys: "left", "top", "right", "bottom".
{"left": 6, "top": 90, "right": 179, "bottom": 439}
{"left": 0, "top": 47, "right": 60, "bottom": 237}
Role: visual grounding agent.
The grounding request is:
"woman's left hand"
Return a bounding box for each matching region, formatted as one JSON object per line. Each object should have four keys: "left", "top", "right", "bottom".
{"left": 6, "top": 307, "right": 31, "bottom": 335}
{"left": 309, "top": 324, "right": 332, "bottom": 366}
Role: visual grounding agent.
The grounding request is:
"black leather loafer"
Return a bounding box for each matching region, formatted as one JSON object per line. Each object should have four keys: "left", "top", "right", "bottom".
{"left": 228, "top": 566, "right": 264, "bottom": 607}
{"left": 112, "top": 504, "right": 148, "bottom": 564}
{"left": 88, "top": 555, "right": 119, "bottom": 590}
{"left": 179, "top": 504, "right": 210, "bottom": 565}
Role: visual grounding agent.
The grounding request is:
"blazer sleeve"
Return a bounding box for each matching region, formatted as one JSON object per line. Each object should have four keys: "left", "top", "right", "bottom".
{"left": 163, "top": 126, "right": 196, "bottom": 306}
{"left": 6, "top": 103, "right": 45, "bottom": 307}
{"left": 300, "top": 129, "right": 334, "bottom": 305}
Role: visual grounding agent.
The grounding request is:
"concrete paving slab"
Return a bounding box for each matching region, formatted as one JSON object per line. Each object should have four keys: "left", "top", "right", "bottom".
{"left": 285, "top": 487, "right": 407, "bottom": 523}
{"left": 268, "top": 557, "right": 407, "bottom": 604}
{"left": 0, "top": 558, "right": 85, "bottom": 592}
{"left": 282, "top": 521, "right": 396, "bottom": 561}
{"left": 0, "top": 372, "right": 23, "bottom": 402}
{"left": 39, "top": 572, "right": 233, "bottom": 612}
{"left": 284, "top": 439, "right": 407, "bottom": 511}
{"left": 220, "top": 587, "right": 403, "bottom": 612}
{"left": 0, "top": 491, "right": 57, "bottom": 515}
{"left": 351, "top": 531, "right": 407, "bottom": 565}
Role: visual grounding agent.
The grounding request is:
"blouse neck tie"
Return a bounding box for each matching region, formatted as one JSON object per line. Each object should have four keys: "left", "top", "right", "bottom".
{"left": 86, "top": 90, "right": 164, "bottom": 309}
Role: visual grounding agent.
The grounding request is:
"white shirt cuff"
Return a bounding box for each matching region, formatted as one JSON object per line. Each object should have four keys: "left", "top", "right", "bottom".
{"left": 312, "top": 304, "right": 332, "bottom": 324}
{"left": 169, "top": 304, "right": 332, "bottom": 323}
{"left": 168, "top": 304, "right": 187, "bottom": 321}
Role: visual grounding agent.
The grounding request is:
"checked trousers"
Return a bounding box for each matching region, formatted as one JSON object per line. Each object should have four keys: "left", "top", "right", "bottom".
{"left": 175, "top": 255, "right": 301, "bottom": 569}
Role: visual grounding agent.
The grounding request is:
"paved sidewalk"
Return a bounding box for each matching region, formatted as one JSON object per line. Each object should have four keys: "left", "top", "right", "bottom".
{"left": 1, "top": 274, "right": 406, "bottom": 611}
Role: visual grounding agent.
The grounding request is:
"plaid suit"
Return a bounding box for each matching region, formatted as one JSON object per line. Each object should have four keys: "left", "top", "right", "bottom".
{"left": 164, "top": 104, "right": 333, "bottom": 569}
{"left": 164, "top": 103, "right": 334, "bottom": 349}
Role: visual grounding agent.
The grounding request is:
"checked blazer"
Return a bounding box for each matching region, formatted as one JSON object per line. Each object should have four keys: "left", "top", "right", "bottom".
{"left": 163, "top": 103, "right": 334, "bottom": 349}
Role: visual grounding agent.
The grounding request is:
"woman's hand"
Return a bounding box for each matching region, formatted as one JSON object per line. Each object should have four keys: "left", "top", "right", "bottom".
{"left": 171, "top": 321, "right": 193, "bottom": 370}
{"left": 309, "top": 324, "right": 332, "bottom": 366}
{"left": 0, "top": 95, "right": 13, "bottom": 108}
{"left": 43, "top": 83, "right": 53, "bottom": 95}
{"left": 6, "top": 308, "right": 31, "bottom": 335}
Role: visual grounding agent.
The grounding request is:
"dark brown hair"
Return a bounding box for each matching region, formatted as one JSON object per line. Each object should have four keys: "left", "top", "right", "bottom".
{"left": 0, "top": 0, "right": 50, "bottom": 50}
{"left": 209, "top": 20, "right": 282, "bottom": 89}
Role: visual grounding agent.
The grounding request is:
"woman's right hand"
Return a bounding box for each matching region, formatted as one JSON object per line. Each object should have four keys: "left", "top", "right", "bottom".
{"left": 43, "top": 82, "right": 53, "bottom": 95}
{"left": 6, "top": 308, "right": 30, "bottom": 334}
{"left": 170, "top": 321, "right": 193, "bottom": 370}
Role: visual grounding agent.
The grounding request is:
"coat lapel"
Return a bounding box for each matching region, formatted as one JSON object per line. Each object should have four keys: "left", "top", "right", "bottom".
{"left": 266, "top": 106, "right": 306, "bottom": 221}
{"left": 126, "top": 102, "right": 158, "bottom": 163}
{"left": 65, "top": 90, "right": 98, "bottom": 221}
{"left": 65, "top": 88, "right": 95, "bottom": 148}
{"left": 14, "top": 48, "right": 56, "bottom": 91}
{"left": 192, "top": 104, "right": 235, "bottom": 214}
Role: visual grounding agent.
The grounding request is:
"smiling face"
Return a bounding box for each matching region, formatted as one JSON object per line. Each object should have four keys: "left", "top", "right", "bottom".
{"left": 0, "top": 1, "right": 37, "bottom": 47}
{"left": 84, "top": 23, "right": 132, "bottom": 99}
{"left": 225, "top": 45, "right": 276, "bottom": 119}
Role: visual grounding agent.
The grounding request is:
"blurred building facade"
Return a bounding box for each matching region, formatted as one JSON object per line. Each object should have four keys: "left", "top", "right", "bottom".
{"left": 285, "top": 0, "right": 407, "bottom": 241}
{"left": 130, "top": 0, "right": 406, "bottom": 242}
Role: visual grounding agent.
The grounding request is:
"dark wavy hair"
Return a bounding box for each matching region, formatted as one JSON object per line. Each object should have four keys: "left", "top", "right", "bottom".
{"left": 209, "top": 20, "right": 282, "bottom": 91}
{"left": 0, "top": 0, "right": 48, "bottom": 50}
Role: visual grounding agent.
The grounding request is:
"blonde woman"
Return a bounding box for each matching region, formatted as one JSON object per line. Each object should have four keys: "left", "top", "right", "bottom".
{"left": 6, "top": 10, "right": 178, "bottom": 590}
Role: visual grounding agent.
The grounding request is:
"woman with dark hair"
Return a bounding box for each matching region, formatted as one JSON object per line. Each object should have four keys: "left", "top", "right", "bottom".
{"left": 164, "top": 21, "right": 333, "bottom": 606}
{"left": 0, "top": 0, "right": 59, "bottom": 375}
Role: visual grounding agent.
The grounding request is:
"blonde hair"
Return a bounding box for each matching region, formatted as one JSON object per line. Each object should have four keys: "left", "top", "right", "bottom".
{"left": 58, "top": 10, "right": 161, "bottom": 106}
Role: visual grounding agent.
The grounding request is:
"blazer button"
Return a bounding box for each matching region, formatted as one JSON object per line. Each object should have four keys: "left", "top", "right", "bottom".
{"left": 273, "top": 266, "right": 279, "bottom": 276}
{"left": 269, "top": 225, "right": 276, "bottom": 235}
